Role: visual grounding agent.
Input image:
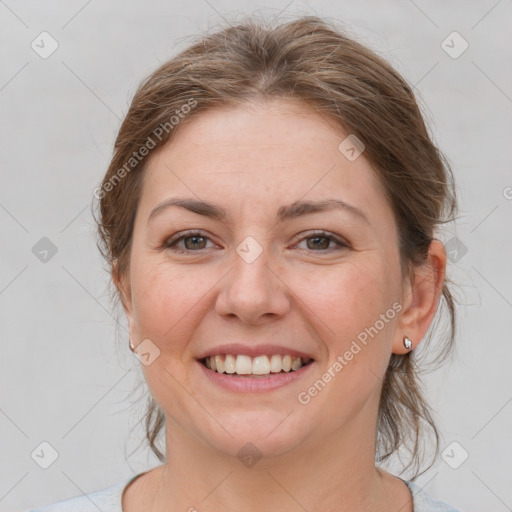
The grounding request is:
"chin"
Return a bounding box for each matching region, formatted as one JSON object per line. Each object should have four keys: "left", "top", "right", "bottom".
{"left": 198, "top": 408, "right": 312, "bottom": 461}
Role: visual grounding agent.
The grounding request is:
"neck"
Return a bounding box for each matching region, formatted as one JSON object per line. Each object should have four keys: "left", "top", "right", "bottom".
{"left": 141, "top": 404, "right": 411, "bottom": 512}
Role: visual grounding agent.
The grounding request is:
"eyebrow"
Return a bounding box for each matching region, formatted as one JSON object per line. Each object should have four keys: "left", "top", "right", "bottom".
{"left": 148, "top": 197, "right": 370, "bottom": 225}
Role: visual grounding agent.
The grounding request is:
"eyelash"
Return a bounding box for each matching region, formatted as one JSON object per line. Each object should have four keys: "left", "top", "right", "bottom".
{"left": 162, "top": 229, "right": 349, "bottom": 254}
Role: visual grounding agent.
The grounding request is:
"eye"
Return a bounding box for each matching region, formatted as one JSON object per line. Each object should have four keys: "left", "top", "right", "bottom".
{"left": 162, "top": 229, "right": 349, "bottom": 254}
{"left": 163, "top": 230, "right": 217, "bottom": 253}
{"left": 293, "top": 230, "right": 349, "bottom": 252}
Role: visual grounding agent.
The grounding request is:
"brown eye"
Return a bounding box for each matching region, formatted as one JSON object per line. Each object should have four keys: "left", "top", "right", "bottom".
{"left": 306, "top": 236, "right": 332, "bottom": 250}
{"left": 183, "top": 235, "right": 208, "bottom": 250}
{"left": 164, "top": 231, "right": 216, "bottom": 253}
{"left": 295, "top": 231, "right": 349, "bottom": 252}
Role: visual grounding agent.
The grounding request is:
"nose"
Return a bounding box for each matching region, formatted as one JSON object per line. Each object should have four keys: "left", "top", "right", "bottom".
{"left": 214, "top": 244, "right": 291, "bottom": 325}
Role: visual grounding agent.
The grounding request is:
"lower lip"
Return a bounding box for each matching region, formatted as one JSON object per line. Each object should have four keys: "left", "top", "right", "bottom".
{"left": 196, "top": 359, "right": 314, "bottom": 392}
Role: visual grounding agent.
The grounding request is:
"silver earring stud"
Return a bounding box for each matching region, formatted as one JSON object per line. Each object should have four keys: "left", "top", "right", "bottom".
{"left": 403, "top": 336, "right": 413, "bottom": 350}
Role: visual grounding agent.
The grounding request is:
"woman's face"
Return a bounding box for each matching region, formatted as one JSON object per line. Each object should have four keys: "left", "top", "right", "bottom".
{"left": 121, "top": 98, "right": 411, "bottom": 460}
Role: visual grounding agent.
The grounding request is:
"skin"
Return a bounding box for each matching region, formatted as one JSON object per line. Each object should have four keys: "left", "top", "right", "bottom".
{"left": 116, "top": 98, "right": 447, "bottom": 512}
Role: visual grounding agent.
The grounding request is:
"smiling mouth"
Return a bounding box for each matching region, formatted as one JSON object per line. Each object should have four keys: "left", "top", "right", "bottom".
{"left": 200, "top": 354, "right": 313, "bottom": 377}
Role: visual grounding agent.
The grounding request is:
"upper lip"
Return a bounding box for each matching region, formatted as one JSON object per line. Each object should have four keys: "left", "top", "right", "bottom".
{"left": 196, "top": 343, "right": 315, "bottom": 361}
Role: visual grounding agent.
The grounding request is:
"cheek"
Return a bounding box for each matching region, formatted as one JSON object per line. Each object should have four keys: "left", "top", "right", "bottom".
{"left": 286, "top": 260, "right": 399, "bottom": 429}
{"left": 130, "top": 258, "right": 209, "bottom": 346}
{"left": 290, "top": 259, "right": 397, "bottom": 360}
{"left": 304, "top": 258, "right": 389, "bottom": 312}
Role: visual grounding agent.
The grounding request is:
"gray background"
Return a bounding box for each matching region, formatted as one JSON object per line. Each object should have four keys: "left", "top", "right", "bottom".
{"left": 1, "top": 1, "right": 511, "bottom": 511}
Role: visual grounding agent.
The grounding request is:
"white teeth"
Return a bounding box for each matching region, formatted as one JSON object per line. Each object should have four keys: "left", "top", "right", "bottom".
{"left": 224, "top": 354, "right": 236, "bottom": 374}
{"left": 235, "top": 355, "right": 252, "bottom": 374}
{"left": 269, "top": 354, "right": 282, "bottom": 373}
{"left": 291, "top": 357, "right": 302, "bottom": 371}
{"left": 214, "top": 355, "right": 224, "bottom": 373}
{"left": 203, "top": 354, "right": 311, "bottom": 375}
{"left": 252, "top": 355, "right": 271, "bottom": 375}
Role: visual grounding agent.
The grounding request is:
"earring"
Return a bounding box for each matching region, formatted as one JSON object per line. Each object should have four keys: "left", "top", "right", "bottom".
{"left": 403, "top": 336, "right": 413, "bottom": 351}
{"left": 129, "top": 339, "right": 135, "bottom": 352}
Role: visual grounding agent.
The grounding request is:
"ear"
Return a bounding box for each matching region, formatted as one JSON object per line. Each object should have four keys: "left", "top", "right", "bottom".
{"left": 392, "top": 239, "right": 447, "bottom": 354}
{"left": 112, "top": 260, "right": 137, "bottom": 340}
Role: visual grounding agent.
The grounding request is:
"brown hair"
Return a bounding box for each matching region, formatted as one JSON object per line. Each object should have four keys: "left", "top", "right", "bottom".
{"left": 94, "top": 15, "right": 457, "bottom": 479}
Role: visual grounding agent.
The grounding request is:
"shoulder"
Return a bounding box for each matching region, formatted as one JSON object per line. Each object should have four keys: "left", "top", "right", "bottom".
{"left": 405, "top": 480, "right": 462, "bottom": 512}
{"left": 25, "top": 476, "right": 135, "bottom": 512}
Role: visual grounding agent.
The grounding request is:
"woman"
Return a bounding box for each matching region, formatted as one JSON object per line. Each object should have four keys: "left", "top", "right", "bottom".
{"left": 30, "top": 15, "right": 461, "bottom": 512}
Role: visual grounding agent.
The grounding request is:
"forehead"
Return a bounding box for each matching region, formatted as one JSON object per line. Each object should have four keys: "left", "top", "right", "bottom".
{"left": 139, "top": 98, "right": 392, "bottom": 228}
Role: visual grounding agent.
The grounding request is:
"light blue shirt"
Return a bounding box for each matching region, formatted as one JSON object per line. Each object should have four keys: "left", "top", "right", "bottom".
{"left": 26, "top": 474, "right": 462, "bottom": 511}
